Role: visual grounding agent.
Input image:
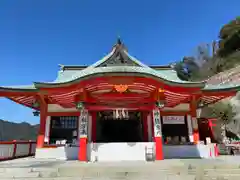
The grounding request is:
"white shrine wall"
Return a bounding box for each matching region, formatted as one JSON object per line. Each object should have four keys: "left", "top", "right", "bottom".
{"left": 0, "top": 141, "right": 36, "bottom": 161}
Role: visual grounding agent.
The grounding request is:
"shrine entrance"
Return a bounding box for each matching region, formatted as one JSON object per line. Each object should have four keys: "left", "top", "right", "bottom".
{"left": 96, "top": 110, "right": 143, "bottom": 143}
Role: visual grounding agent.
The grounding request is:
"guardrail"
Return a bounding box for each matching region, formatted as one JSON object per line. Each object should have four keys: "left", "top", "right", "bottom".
{"left": 0, "top": 140, "right": 36, "bottom": 161}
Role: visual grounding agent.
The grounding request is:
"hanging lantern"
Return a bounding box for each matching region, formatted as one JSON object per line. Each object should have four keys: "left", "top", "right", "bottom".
{"left": 32, "top": 100, "right": 40, "bottom": 108}
{"left": 156, "top": 100, "right": 165, "bottom": 108}
{"left": 33, "top": 110, "right": 40, "bottom": 116}
{"left": 159, "top": 88, "right": 165, "bottom": 93}
{"left": 156, "top": 88, "right": 166, "bottom": 108}
{"left": 76, "top": 101, "right": 84, "bottom": 110}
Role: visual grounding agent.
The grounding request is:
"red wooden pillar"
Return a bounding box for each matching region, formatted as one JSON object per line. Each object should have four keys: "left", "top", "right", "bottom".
{"left": 190, "top": 96, "right": 199, "bottom": 144}
{"left": 142, "top": 111, "right": 148, "bottom": 142}
{"left": 79, "top": 138, "right": 87, "bottom": 161}
{"left": 208, "top": 118, "right": 217, "bottom": 143}
{"left": 151, "top": 111, "right": 154, "bottom": 141}
{"left": 36, "top": 100, "right": 47, "bottom": 148}
{"left": 152, "top": 109, "right": 164, "bottom": 160}
{"left": 91, "top": 111, "right": 97, "bottom": 143}
{"left": 78, "top": 109, "right": 88, "bottom": 161}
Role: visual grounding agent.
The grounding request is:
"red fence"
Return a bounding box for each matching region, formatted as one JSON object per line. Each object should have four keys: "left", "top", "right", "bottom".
{"left": 0, "top": 140, "right": 36, "bottom": 161}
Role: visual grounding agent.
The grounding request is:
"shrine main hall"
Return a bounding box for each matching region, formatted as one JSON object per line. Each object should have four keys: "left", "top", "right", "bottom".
{"left": 0, "top": 39, "right": 237, "bottom": 161}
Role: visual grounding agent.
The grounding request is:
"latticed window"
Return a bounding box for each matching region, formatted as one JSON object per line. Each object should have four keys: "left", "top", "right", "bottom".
{"left": 51, "top": 116, "right": 78, "bottom": 129}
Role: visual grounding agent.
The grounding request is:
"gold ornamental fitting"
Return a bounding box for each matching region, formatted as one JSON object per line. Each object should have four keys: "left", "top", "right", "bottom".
{"left": 114, "top": 84, "right": 128, "bottom": 93}
{"left": 159, "top": 88, "right": 165, "bottom": 93}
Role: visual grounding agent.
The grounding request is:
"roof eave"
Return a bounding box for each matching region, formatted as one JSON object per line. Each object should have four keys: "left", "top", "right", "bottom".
{"left": 202, "top": 86, "right": 239, "bottom": 93}
{"left": 0, "top": 86, "right": 38, "bottom": 97}
{"left": 34, "top": 72, "right": 205, "bottom": 89}
{"left": 0, "top": 87, "right": 38, "bottom": 92}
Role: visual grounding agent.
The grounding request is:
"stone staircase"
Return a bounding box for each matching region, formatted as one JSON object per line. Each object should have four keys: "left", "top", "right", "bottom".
{"left": 0, "top": 163, "right": 240, "bottom": 180}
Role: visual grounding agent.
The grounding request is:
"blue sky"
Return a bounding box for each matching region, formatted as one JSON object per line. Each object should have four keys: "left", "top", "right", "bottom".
{"left": 0, "top": 0, "right": 239, "bottom": 124}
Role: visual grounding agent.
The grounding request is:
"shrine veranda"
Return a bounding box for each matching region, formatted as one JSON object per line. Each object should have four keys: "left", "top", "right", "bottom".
{"left": 0, "top": 39, "right": 238, "bottom": 161}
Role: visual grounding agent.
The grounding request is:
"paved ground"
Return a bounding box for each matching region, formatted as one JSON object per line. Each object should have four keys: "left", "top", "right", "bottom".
{"left": 1, "top": 156, "right": 240, "bottom": 179}
{"left": 0, "top": 156, "right": 240, "bottom": 168}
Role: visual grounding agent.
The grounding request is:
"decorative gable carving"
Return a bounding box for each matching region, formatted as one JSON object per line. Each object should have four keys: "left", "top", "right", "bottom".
{"left": 98, "top": 51, "right": 140, "bottom": 67}
{"left": 96, "top": 38, "right": 144, "bottom": 67}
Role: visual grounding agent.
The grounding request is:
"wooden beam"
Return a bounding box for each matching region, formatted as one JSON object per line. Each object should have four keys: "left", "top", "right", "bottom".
{"left": 38, "top": 94, "right": 48, "bottom": 105}
{"left": 190, "top": 95, "right": 198, "bottom": 116}
{"left": 91, "top": 92, "right": 150, "bottom": 100}
{"left": 85, "top": 104, "right": 155, "bottom": 111}
{"left": 73, "top": 88, "right": 88, "bottom": 102}
{"left": 201, "top": 96, "right": 227, "bottom": 107}
{"left": 200, "top": 90, "right": 236, "bottom": 97}
{"left": 160, "top": 111, "right": 190, "bottom": 116}
{"left": 8, "top": 97, "right": 37, "bottom": 110}
{"left": 168, "top": 97, "right": 190, "bottom": 108}
{"left": 47, "top": 111, "right": 80, "bottom": 116}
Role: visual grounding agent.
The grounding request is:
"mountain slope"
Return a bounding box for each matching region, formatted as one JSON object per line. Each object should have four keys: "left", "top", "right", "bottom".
{"left": 0, "top": 119, "right": 39, "bottom": 141}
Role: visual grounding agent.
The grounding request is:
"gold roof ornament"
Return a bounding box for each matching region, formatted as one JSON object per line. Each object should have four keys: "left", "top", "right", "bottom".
{"left": 114, "top": 84, "right": 128, "bottom": 93}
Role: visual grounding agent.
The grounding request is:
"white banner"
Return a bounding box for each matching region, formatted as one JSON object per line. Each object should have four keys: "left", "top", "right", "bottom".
{"left": 79, "top": 109, "right": 89, "bottom": 138}
{"left": 152, "top": 109, "right": 162, "bottom": 137}
{"left": 162, "top": 116, "right": 185, "bottom": 124}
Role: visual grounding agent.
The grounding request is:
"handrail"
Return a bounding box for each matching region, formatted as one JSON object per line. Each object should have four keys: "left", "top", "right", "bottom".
{"left": 0, "top": 140, "right": 36, "bottom": 161}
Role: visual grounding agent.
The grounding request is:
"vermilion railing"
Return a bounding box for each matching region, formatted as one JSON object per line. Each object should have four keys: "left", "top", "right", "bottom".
{"left": 0, "top": 140, "right": 36, "bottom": 161}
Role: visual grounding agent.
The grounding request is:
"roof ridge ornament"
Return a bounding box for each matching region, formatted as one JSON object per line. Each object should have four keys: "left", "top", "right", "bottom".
{"left": 58, "top": 64, "right": 64, "bottom": 72}
{"left": 117, "top": 36, "right": 122, "bottom": 45}
{"left": 113, "top": 36, "right": 128, "bottom": 53}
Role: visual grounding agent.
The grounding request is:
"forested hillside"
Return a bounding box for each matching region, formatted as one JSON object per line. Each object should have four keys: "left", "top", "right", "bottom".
{"left": 174, "top": 16, "right": 240, "bottom": 142}
{"left": 0, "top": 119, "right": 39, "bottom": 141}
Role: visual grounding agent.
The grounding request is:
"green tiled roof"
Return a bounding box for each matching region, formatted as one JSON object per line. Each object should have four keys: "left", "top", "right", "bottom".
{"left": 203, "top": 84, "right": 240, "bottom": 91}
{"left": 123, "top": 50, "right": 149, "bottom": 68}
{"left": 203, "top": 65, "right": 240, "bottom": 91}
{"left": 39, "top": 66, "right": 203, "bottom": 87}
{"left": 47, "top": 39, "right": 203, "bottom": 87}
{"left": 0, "top": 85, "right": 37, "bottom": 91}
{"left": 87, "top": 47, "right": 116, "bottom": 68}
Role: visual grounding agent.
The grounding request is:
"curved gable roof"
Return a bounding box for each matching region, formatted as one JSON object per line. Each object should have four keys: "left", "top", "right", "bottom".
{"left": 34, "top": 39, "right": 204, "bottom": 88}
{"left": 35, "top": 66, "right": 203, "bottom": 88}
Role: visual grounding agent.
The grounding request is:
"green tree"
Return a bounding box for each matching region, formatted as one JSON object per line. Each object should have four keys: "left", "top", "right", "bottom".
{"left": 173, "top": 16, "right": 240, "bottom": 141}
{"left": 174, "top": 43, "right": 212, "bottom": 81}
{"left": 175, "top": 17, "right": 240, "bottom": 82}
{"left": 218, "top": 17, "right": 240, "bottom": 57}
{"left": 200, "top": 102, "right": 236, "bottom": 142}
{"left": 174, "top": 57, "right": 200, "bottom": 81}
{"left": 174, "top": 61, "right": 190, "bottom": 81}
